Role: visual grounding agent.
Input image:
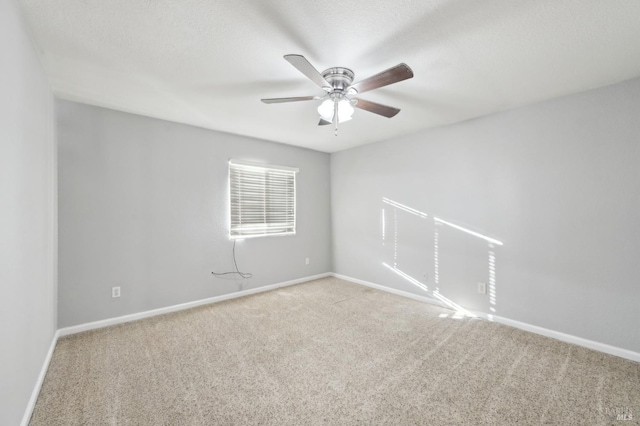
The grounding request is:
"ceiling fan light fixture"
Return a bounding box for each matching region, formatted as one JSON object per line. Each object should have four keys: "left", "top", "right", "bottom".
{"left": 317, "top": 98, "right": 354, "bottom": 123}
{"left": 317, "top": 99, "right": 334, "bottom": 121}
{"left": 338, "top": 99, "right": 354, "bottom": 122}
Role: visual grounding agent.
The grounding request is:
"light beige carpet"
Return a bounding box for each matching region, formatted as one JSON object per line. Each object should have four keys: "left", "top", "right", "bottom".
{"left": 31, "top": 277, "right": 639, "bottom": 425}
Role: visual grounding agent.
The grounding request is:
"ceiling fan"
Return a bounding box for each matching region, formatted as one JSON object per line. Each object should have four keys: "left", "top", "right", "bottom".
{"left": 261, "top": 55, "right": 414, "bottom": 135}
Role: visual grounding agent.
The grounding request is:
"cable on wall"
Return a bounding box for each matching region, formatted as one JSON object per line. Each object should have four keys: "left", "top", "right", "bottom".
{"left": 211, "top": 239, "right": 253, "bottom": 279}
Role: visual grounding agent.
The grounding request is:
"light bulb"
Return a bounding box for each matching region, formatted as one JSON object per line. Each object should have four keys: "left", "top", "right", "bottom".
{"left": 317, "top": 99, "right": 334, "bottom": 121}
{"left": 337, "top": 99, "right": 354, "bottom": 122}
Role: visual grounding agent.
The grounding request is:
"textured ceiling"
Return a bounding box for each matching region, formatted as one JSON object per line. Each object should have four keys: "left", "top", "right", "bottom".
{"left": 19, "top": 0, "right": 640, "bottom": 152}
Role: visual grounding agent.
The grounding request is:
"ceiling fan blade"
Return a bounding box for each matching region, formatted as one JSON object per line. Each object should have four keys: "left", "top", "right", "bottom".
{"left": 261, "top": 96, "right": 317, "bottom": 104}
{"left": 318, "top": 118, "right": 332, "bottom": 126}
{"left": 284, "top": 54, "right": 331, "bottom": 89}
{"left": 349, "top": 63, "right": 413, "bottom": 94}
{"left": 354, "top": 98, "right": 401, "bottom": 118}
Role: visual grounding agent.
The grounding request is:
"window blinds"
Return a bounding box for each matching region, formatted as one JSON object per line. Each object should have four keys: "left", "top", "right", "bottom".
{"left": 229, "top": 160, "right": 298, "bottom": 239}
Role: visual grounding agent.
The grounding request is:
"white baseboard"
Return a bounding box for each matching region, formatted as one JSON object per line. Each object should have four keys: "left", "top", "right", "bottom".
{"left": 331, "top": 272, "right": 450, "bottom": 309}
{"left": 58, "top": 272, "right": 331, "bottom": 337}
{"left": 479, "top": 314, "right": 640, "bottom": 363}
{"left": 21, "top": 329, "right": 60, "bottom": 426}
{"left": 331, "top": 273, "right": 640, "bottom": 363}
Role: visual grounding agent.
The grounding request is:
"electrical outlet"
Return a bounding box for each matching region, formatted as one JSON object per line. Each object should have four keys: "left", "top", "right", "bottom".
{"left": 477, "top": 282, "right": 487, "bottom": 295}
{"left": 305, "top": 257, "right": 310, "bottom": 265}
{"left": 112, "top": 286, "right": 121, "bottom": 298}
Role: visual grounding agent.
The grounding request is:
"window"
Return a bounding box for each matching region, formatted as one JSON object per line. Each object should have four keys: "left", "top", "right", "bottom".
{"left": 229, "top": 159, "right": 298, "bottom": 239}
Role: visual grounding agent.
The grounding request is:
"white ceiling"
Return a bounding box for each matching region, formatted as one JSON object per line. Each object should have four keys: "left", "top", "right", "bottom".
{"left": 20, "top": 0, "right": 640, "bottom": 153}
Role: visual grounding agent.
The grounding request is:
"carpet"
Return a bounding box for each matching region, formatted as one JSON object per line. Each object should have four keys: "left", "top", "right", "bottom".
{"left": 30, "top": 277, "right": 639, "bottom": 425}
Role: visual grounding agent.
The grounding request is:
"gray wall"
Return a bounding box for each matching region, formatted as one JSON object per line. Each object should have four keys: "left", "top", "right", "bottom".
{"left": 331, "top": 77, "right": 640, "bottom": 353}
{"left": 57, "top": 100, "right": 331, "bottom": 328}
{"left": 0, "top": 1, "right": 57, "bottom": 425}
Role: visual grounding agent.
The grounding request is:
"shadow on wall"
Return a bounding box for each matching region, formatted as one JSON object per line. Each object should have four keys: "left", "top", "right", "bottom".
{"left": 381, "top": 197, "right": 503, "bottom": 320}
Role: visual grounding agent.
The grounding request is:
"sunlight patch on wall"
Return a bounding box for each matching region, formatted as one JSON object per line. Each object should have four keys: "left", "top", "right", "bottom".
{"left": 381, "top": 196, "right": 503, "bottom": 320}
{"left": 383, "top": 262, "right": 428, "bottom": 292}
{"left": 382, "top": 197, "right": 428, "bottom": 219}
{"left": 433, "top": 217, "right": 503, "bottom": 246}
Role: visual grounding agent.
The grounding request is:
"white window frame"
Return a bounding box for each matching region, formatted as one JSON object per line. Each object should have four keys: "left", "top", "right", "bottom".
{"left": 228, "top": 159, "right": 298, "bottom": 239}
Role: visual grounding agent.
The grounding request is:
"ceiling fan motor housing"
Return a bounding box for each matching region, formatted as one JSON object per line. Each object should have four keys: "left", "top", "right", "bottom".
{"left": 322, "top": 67, "right": 355, "bottom": 94}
